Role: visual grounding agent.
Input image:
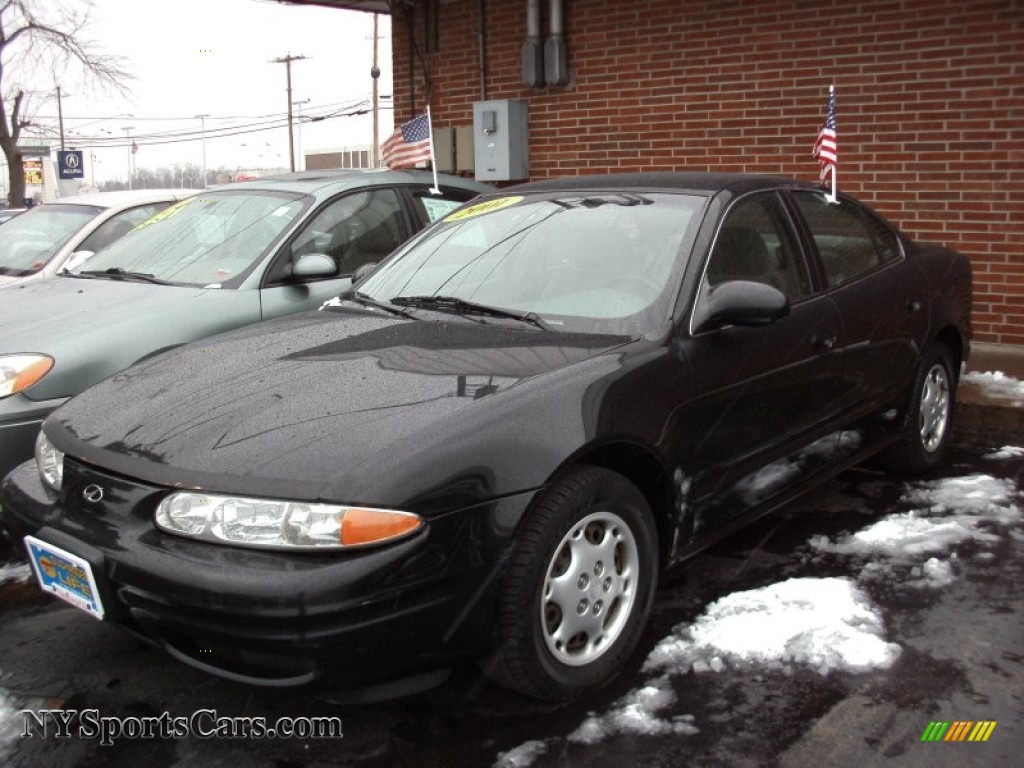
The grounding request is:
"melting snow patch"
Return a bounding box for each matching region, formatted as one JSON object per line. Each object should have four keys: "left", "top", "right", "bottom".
{"left": 810, "top": 473, "right": 1020, "bottom": 594}
{"left": 493, "top": 740, "right": 550, "bottom": 768}
{"left": 0, "top": 562, "right": 30, "bottom": 585}
{"left": 809, "top": 515, "right": 986, "bottom": 558}
{"left": 983, "top": 446, "right": 1024, "bottom": 460}
{"left": 903, "top": 474, "right": 1019, "bottom": 517}
{"left": 569, "top": 683, "right": 699, "bottom": 745}
{"left": 643, "top": 577, "right": 900, "bottom": 678}
{"left": 907, "top": 557, "right": 956, "bottom": 588}
{"left": 961, "top": 370, "right": 1024, "bottom": 405}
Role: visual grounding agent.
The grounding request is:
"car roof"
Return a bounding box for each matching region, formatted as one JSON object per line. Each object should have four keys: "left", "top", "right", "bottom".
{"left": 48, "top": 189, "right": 199, "bottom": 209}
{"left": 504, "top": 171, "right": 822, "bottom": 196}
{"left": 214, "top": 168, "right": 493, "bottom": 197}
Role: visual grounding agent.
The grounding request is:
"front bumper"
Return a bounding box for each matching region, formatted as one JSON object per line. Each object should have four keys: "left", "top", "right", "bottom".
{"left": 0, "top": 457, "right": 536, "bottom": 690}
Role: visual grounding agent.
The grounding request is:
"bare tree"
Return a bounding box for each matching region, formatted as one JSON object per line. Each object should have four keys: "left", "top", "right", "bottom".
{"left": 0, "top": 0, "right": 130, "bottom": 207}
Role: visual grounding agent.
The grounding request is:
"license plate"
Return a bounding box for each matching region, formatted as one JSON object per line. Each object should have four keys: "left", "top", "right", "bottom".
{"left": 24, "top": 536, "right": 105, "bottom": 620}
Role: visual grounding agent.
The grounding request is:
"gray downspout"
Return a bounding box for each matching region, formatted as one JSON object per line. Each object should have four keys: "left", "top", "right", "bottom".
{"left": 522, "top": 0, "right": 544, "bottom": 87}
{"left": 545, "top": 0, "right": 570, "bottom": 87}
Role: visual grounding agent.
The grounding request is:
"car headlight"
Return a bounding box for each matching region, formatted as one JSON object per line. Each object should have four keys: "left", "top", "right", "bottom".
{"left": 35, "top": 431, "right": 65, "bottom": 493}
{"left": 154, "top": 492, "right": 424, "bottom": 551}
{"left": 0, "top": 354, "right": 54, "bottom": 398}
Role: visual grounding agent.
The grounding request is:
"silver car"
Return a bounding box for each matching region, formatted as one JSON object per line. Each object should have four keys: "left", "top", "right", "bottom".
{"left": 0, "top": 189, "right": 198, "bottom": 286}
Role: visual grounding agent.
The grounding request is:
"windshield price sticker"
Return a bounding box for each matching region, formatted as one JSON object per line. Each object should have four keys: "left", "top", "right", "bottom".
{"left": 444, "top": 196, "right": 524, "bottom": 222}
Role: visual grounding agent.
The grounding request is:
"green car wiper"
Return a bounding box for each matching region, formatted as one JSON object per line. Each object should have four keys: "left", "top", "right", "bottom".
{"left": 79, "top": 267, "right": 171, "bottom": 285}
{"left": 390, "top": 295, "right": 549, "bottom": 330}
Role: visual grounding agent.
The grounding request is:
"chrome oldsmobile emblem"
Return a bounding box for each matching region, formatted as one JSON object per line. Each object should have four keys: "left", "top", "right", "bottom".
{"left": 82, "top": 484, "right": 104, "bottom": 503}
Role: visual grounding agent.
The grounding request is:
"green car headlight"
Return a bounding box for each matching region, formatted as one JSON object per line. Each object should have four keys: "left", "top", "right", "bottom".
{"left": 0, "top": 354, "right": 54, "bottom": 398}
{"left": 35, "top": 431, "right": 65, "bottom": 493}
{"left": 154, "top": 492, "right": 424, "bottom": 551}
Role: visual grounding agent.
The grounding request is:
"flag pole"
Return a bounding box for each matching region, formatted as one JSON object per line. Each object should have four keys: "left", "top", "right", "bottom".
{"left": 829, "top": 84, "right": 837, "bottom": 203}
{"left": 426, "top": 105, "right": 441, "bottom": 195}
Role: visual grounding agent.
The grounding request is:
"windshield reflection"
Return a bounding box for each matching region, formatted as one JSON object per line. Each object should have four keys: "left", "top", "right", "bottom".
{"left": 0, "top": 204, "right": 100, "bottom": 276}
{"left": 358, "top": 193, "right": 703, "bottom": 335}
{"left": 69, "top": 192, "right": 307, "bottom": 287}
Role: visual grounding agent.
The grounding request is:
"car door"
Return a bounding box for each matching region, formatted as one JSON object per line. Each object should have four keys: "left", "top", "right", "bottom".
{"left": 677, "top": 190, "right": 848, "bottom": 536}
{"left": 789, "top": 191, "right": 928, "bottom": 418}
{"left": 259, "top": 187, "right": 412, "bottom": 320}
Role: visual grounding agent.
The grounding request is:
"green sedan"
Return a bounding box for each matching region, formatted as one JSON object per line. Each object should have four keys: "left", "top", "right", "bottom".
{"left": 0, "top": 169, "right": 491, "bottom": 478}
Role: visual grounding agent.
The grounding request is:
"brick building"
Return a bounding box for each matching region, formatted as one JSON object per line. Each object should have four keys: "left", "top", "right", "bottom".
{"left": 301, "top": 0, "right": 1022, "bottom": 345}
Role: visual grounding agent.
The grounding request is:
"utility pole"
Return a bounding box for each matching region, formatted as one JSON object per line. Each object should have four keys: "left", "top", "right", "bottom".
{"left": 292, "top": 99, "right": 310, "bottom": 172}
{"left": 122, "top": 126, "right": 134, "bottom": 189}
{"left": 57, "top": 86, "right": 68, "bottom": 151}
{"left": 371, "top": 13, "right": 380, "bottom": 167}
{"left": 196, "top": 114, "right": 210, "bottom": 188}
{"left": 270, "top": 53, "right": 308, "bottom": 172}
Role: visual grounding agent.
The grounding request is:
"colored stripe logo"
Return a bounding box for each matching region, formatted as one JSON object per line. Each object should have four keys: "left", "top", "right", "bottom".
{"left": 921, "top": 721, "right": 997, "bottom": 742}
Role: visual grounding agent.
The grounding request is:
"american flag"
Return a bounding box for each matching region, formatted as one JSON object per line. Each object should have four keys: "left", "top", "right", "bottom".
{"left": 382, "top": 113, "right": 432, "bottom": 169}
{"left": 813, "top": 88, "right": 837, "bottom": 182}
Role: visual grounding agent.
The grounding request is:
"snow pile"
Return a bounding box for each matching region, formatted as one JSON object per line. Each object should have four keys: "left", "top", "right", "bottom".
{"left": 810, "top": 474, "right": 1021, "bottom": 591}
{"left": 0, "top": 562, "right": 30, "bottom": 585}
{"left": 0, "top": 684, "right": 18, "bottom": 764}
{"left": 904, "top": 474, "right": 1020, "bottom": 521}
{"left": 493, "top": 740, "right": 549, "bottom": 768}
{"left": 643, "top": 577, "right": 900, "bottom": 679}
{"left": 962, "top": 370, "right": 1024, "bottom": 405}
{"left": 569, "top": 685, "right": 699, "bottom": 745}
{"left": 983, "top": 446, "right": 1024, "bottom": 460}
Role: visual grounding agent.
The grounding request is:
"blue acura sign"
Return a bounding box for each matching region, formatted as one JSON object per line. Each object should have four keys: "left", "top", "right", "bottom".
{"left": 58, "top": 150, "right": 84, "bottom": 180}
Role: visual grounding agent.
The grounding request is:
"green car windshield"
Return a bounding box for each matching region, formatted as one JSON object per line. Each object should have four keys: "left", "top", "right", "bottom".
{"left": 70, "top": 191, "right": 307, "bottom": 287}
{"left": 358, "top": 192, "right": 705, "bottom": 336}
{"left": 0, "top": 204, "right": 101, "bottom": 276}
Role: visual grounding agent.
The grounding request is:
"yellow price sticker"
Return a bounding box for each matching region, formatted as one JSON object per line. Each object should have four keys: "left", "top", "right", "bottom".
{"left": 444, "top": 195, "right": 524, "bottom": 222}
{"left": 132, "top": 195, "right": 197, "bottom": 231}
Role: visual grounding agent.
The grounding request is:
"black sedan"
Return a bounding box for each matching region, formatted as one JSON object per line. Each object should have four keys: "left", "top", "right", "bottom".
{"left": 0, "top": 173, "right": 971, "bottom": 701}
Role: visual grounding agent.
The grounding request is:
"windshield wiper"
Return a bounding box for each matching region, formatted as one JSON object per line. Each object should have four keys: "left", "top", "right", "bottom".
{"left": 390, "top": 295, "right": 549, "bottom": 330}
{"left": 78, "top": 267, "right": 171, "bottom": 285}
{"left": 334, "top": 292, "right": 417, "bottom": 319}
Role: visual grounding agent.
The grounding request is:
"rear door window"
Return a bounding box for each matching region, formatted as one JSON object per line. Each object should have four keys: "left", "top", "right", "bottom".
{"left": 792, "top": 193, "right": 895, "bottom": 288}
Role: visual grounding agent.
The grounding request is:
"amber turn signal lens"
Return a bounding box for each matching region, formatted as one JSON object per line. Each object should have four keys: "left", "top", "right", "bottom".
{"left": 341, "top": 508, "right": 423, "bottom": 546}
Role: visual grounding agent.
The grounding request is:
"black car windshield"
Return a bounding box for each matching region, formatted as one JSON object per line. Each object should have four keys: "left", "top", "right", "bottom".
{"left": 0, "top": 204, "right": 101, "bottom": 276}
{"left": 69, "top": 191, "right": 307, "bottom": 287}
{"left": 357, "top": 192, "right": 705, "bottom": 335}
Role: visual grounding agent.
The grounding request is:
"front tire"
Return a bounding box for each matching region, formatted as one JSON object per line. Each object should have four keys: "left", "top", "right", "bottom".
{"left": 882, "top": 343, "right": 956, "bottom": 473}
{"left": 484, "top": 466, "right": 658, "bottom": 701}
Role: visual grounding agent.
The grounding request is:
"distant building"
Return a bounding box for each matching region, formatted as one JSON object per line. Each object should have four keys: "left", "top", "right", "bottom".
{"left": 305, "top": 146, "right": 374, "bottom": 171}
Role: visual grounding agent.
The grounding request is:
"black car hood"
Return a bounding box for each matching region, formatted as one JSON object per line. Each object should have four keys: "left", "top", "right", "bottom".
{"left": 48, "top": 307, "right": 633, "bottom": 511}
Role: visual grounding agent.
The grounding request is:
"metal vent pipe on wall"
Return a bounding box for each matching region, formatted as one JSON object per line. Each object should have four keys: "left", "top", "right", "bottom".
{"left": 521, "top": 0, "right": 544, "bottom": 87}
{"left": 544, "top": 0, "right": 570, "bottom": 87}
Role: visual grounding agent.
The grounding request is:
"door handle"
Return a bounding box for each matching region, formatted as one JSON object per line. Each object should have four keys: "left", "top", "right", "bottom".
{"left": 907, "top": 299, "right": 922, "bottom": 313}
{"left": 811, "top": 331, "right": 837, "bottom": 352}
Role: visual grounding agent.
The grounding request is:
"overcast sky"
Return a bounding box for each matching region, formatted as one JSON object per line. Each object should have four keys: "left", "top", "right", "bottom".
{"left": 20, "top": 0, "right": 394, "bottom": 184}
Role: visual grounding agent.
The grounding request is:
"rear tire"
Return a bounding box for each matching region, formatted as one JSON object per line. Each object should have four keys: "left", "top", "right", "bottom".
{"left": 881, "top": 343, "right": 956, "bottom": 473}
{"left": 484, "top": 466, "right": 658, "bottom": 701}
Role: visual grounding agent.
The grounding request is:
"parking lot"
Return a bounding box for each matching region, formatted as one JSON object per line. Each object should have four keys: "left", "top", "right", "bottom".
{"left": 1, "top": 443, "right": 1020, "bottom": 767}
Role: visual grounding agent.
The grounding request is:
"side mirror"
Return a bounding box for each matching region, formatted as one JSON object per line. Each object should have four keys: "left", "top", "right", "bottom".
{"left": 693, "top": 280, "right": 789, "bottom": 334}
{"left": 292, "top": 253, "right": 337, "bottom": 279}
{"left": 352, "top": 261, "right": 378, "bottom": 285}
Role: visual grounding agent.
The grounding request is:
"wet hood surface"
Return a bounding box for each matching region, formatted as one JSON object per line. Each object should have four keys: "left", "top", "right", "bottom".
{"left": 49, "top": 307, "right": 632, "bottom": 508}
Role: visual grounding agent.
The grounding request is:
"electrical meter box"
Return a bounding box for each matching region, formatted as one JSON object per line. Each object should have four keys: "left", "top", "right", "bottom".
{"left": 472, "top": 99, "right": 529, "bottom": 182}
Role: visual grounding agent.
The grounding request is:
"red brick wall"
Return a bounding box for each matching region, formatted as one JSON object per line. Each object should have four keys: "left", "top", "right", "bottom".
{"left": 393, "top": 0, "right": 1023, "bottom": 344}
